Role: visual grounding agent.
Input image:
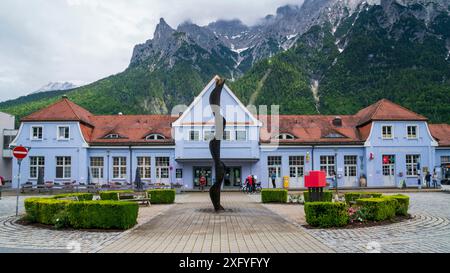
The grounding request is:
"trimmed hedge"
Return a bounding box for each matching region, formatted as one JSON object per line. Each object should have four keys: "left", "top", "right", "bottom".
{"left": 304, "top": 202, "right": 349, "bottom": 228}
{"left": 345, "top": 192, "right": 383, "bottom": 204}
{"left": 99, "top": 190, "right": 134, "bottom": 200}
{"left": 303, "top": 190, "right": 333, "bottom": 202}
{"left": 24, "top": 197, "right": 138, "bottom": 230}
{"left": 146, "top": 189, "right": 176, "bottom": 204}
{"left": 356, "top": 197, "right": 397, "bottom": 221}
{"left": 261, "top": 189, "right": 288, "bottom": 203}
{"left": 53, "top": 193, "right": 94, "bottom": 201}
{"left": 384, "top": 194, "right": 410, "bottom": 216}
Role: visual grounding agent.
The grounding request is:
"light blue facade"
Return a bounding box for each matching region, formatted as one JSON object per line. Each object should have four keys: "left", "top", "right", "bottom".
{"left": 10, "top": 79, "right": 450, "bottom": 189}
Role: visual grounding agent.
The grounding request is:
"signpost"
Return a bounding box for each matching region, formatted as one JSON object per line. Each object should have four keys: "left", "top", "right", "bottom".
{"left": 12, "top": 146, "right": 29, "bottom": 216}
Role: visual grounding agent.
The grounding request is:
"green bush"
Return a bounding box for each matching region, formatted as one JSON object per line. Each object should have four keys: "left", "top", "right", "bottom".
{"left": 303, "top": 190, "right": 333, "bottom": 202}
{"left": 53, "top": 193, "right": 94, "bottom": 201}
{"left": 304, "top": 202, "right": 349, "bottom": 228}
{"left": 345, "top": 192, "right": 383, "bottom": 204}
{"left": 384, "top": 194, "right": 410, "bottom": 216}
{"left": 99, "top": 190, "right": 134, "bottom": 200}
{"left": 24, "top": 197, "right": 138, "bottom": 230}
{"left": 146, "top": 189, "right": 176, "bottom": 204}
{"left": 261, "top": 189, "right": 288, "bottom": 203}
{"left": 356, "top": 197, "right": 397, "bottom": 221}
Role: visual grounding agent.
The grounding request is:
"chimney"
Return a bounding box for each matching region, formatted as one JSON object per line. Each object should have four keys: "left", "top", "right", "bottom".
{"left": 332, "top": 116, "right": 342, "bottom": 127}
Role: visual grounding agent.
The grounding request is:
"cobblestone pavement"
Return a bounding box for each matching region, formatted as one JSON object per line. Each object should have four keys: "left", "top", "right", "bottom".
{"left": 99, "top": 193, "right": 331, "bottom": 253}
{"left": 256, "top": 192, "right": 450, "bottom": 253}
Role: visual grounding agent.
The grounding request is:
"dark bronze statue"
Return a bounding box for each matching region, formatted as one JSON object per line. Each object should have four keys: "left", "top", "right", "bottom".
{"left": 209, "top": 77, "right": 226, "bottom": 211}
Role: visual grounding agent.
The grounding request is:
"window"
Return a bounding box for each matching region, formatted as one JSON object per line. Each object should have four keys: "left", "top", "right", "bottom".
{"left": 289, "top": 156, "right": 304, "bottom": 178}
{"left": 268, "top": 156, "right": 282, "bottom": 178}
{"left": 156, "top": 157, "right": 170, "bottom": 179}
{"left": 235, "top": 130, "right": 247, "bottom": 141}
{"left": 276, "top": 133, "right": 295, "bottom": 140}
{"left": 113, "top": 157, "right": 127, "bottom": 179}
{"left": 56, "top": 156, "right": 71, "bottom": 179}
{"left": 320, "top": 155, "right": 335, "bottom": 177}
{"left": 441, "top": 156, "right": 450, "bottom": 164}
{"left": 31, "top": 126, "right": 43, "bottom": 140}
{"left": 382, "top": 155, "right": 395, "bottom": 176}
{"left": 137, "top": 157, "right": 151, "bottom": 179}
{"left": 224, "top": 130, "right": 231, "bottom": 141}
{"left": 104, "top": 134, "right": 120, "bottom": 139}
{"left": 146, "top": 134, "right": 165, "bottom": 140}
{"left": 344, "top": 155, "right": 357, "bottom": 177}
{"left": 176, "top": 169, "right": 183, "bottom": 179}
{"left": 406, "top": 155, "right": 420, "bottom": 176}
{"left": 382, "top": 125, "right": 393, "bottom": 139}
{"left": 407, "top": 125, "right": 418, "bottom": 139}
{"left": 58, "top": 126, "right": 70, "bottom": 140}
{"left": 325, "top": 133, "right": 345, "bottom": 138}
{"left": 90, "top": 157, "right": 104, "bottom": 179}
{"left": 204, "top": 130, "right": 215, "bottom": 141}
{"left": 29, "top": 156, "right": 44, "bottom": 179}
{"left": 189, "top": 130, "right": 199, "bottom": 141}
{"left": 3, "top": 135, "right": 15, "bottom": 149}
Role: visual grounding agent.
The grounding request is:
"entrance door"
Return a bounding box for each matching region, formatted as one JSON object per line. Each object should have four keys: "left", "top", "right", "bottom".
{"left": 344, "top": 155, "right": 358, "bottom": 187}
{"left": 382, "top": 155, "right": 396, "bottom": 186}
{"left": 193, "top": 167, "right": 212, "bottom": 188}
{"left": 224, "top": 167, "right": 242, "bottom": 187}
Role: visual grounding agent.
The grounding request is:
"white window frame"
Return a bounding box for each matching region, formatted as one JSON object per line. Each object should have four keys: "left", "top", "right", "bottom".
{"left": 29, "top": 156, "right": 45, "bottom": 179}
{"left": 156, "top": 157, "right": 170, "bottom": 179}
{"left": 235, "top": 130, "right": 247, "bottom": 141}
{"left": 105, "top": 134, "right": 120, "bottom": 139}
{"left": 112, "top": 157, "right": 127, "bottom": 179}
{"left": 57, "top": 126, "right": 70, "bottom": 140}
{"left": 268, "top": 156, "right": 282, "bottom": 178}
{"left": 406, "top": 154, "right": 420, "bottom": 177}
{"left": 382, "top": 125, "right": 394, "bottom": 139}
{"left": 90, "top": 157, "right": 104, "bottom": 179}
{"left": 344, "top": 155, "right": 357, "bottom": 177}
{"left": 137, "top": 156, "right": 151, "bottom": 179}
{"left": 320, "top": 155, "right": 336, "bottom": 177}
{"left": 31, "top": 126, "right": 43, "bottom": 141}
{"left": 276, "top": 133, "right": 295, "bottom": 140}
{"left": 188, "top": 130, "right": 200, "bottom": 141}
{"left": 289, "top": 156, "right": 304, "bottom": 178}
{"left": 146, "top": 134, "right": 165, "bottom": 140}
{"left": 56, "top": 156, "right": 71, "bottom": 179}
{"left": 406, "top": 125, "right": 418, "bottom": 139}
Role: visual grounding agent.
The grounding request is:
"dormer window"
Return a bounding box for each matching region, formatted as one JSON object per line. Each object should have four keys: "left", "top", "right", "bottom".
{"left": 104, "top": 134, "right": 120, "bottom": 139}
{"left": 324, "top": 133, "right": 345, "bottom": 138}
{"left": 275, "top": 133, "right": 295, "bottom": 140}
{"left": 382, "top": 125, "right": 393, "bottom": 139}
{"left": 146, "top": 134, "right": 166, "bottom": 140}
{"left": 31, "top": 126, "right": 43, "bottom": 140}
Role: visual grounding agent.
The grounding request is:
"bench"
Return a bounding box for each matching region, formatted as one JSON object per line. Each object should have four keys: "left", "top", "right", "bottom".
{"left": 117, "top": 191, "right": 151, "bottom": 206}
{"left": 56, "top": 196, "right": 79, "bottom": 201}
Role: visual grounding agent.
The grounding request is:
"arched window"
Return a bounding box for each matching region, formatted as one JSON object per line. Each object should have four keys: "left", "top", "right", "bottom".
{"left": 146, "top": 134, "right": 166, "bottom": 140}
{"left": 275, "top": 133, "right": 295, "bottom": 140}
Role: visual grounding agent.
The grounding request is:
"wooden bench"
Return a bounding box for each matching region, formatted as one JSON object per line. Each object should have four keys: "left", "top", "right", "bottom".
{"left": 117, "top": 191, "right": 151, "bottom": 206}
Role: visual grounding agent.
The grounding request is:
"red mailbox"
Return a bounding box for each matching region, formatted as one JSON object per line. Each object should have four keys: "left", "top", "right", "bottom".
{"left": 304, "top": 170, "right": 327, "bottom": 188}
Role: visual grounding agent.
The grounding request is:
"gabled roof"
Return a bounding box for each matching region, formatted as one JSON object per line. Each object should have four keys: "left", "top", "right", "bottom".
{"left": 429, "top": 124, "right": 450, "bottom": 147}
{"left": 21, "top": 97, "right": 94, "bottom": 126}
{"left": 356, "top": 99, "right": 428, "bottom": 126}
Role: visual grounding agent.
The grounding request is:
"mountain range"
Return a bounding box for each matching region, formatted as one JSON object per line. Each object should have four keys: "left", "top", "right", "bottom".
{"left": 1, "top": 0, "right": 449, "bottom": 124}
{"left": 30, "top": 82, "right": 78, "bottom": 95}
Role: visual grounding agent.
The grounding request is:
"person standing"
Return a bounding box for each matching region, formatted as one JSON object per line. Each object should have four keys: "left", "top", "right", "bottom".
{"left": 270, "top": 171, "right": 277, "bottom": 188}
{"left": 252, "top": 175, "right": 257, "bottom": 193}
{"left": 247, "top": 175, "right": 253, "bottom": 193}
{"left": 425, "top": 171, "right": 431, "bottom": 188}
{"left": 0, "top": 176, "right": 3, "bottom": 200}
{"left": 432, "top": 169, "right": 438, "bottom": 188}
{"left": 199, "top": 175, "right": 206, "bottom": 192}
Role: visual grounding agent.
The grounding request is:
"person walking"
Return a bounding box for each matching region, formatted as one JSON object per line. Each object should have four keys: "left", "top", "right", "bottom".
{"left": 247, "top": 175, "right": 253, "bottom": 193}
{"left": 0, "top": 176, "right": 4, "bottom": 200}
{"left": 432, "top": 169, "right": 438, "bottom": 188}
{"left": 252, "top": 175, "right": 257, "bottom": 193}
{"left": 425, "top": 171, "right": 431, "bottom": 188}
{"left": 270, "top": 171, "right": 277, "bottom": 188}
{"left": 199, "top": 175, "right": 206, "bottom": 192}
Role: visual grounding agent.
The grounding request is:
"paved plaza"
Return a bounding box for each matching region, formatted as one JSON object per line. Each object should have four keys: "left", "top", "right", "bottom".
{"left": 0, "top": 191, "right": 449, "bottom": 253}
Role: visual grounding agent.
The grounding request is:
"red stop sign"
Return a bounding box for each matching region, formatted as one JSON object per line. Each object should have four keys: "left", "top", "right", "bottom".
{"left": 13, "top": 146, "right": 28, "bottom": 160}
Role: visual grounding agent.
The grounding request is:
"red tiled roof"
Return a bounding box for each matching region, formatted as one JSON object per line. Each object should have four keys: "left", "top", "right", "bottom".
{"left": 356, "top": 99, "right": 428, "bottom": 126}
{"left": 21, "top": 98, "right": 94, "bottom": 126}
{"left": 258, "top": 115, "right": 365, "bottom": 144}
{"left": 429, "top": 124, "right": 450, "bottom": 147}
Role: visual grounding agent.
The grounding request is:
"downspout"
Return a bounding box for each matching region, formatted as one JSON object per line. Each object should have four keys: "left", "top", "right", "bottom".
{"left": 311, "top": 145, "right": 315, "bottom": 170}
{"left": 129, "top": 146, "right": 133, "bottom": 184}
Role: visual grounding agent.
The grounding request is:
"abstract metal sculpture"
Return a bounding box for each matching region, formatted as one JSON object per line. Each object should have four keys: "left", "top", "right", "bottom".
{"left": 209, "top": 77, "right": 226, "bottom": 211}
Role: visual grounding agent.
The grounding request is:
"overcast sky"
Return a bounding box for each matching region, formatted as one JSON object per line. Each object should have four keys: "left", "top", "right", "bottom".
{"left": 0, "top": 0, "right": 303, "bottom": 102}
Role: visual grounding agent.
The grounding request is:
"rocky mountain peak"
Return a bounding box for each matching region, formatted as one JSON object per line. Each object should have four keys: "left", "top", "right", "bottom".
{"left": 154, "top": 17, "right": 175, "bottom": 40}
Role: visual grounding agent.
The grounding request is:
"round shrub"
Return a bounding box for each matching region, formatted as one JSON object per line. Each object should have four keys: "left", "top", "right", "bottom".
{"left": 384, "top": 194, "right": 410, "bottom": 216}
{"left": 345, "top": 192, "right": 382, "bottom": 205}
{"left": 304, "top": 202, "right": 349, "bottom": 228}
{"left": 303, "top": 190, "right": 333, "bottom": 202}
{"left": 146, "top": 189, "right": 176, "bottom": 204}
{"left": 261, "top": 189, "right": 288, "bottom": 203}
{"left": 356, "top": 197, "right": 397, "bottom": 221}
